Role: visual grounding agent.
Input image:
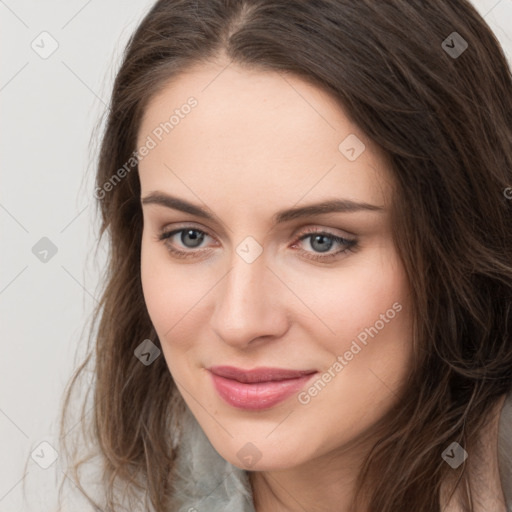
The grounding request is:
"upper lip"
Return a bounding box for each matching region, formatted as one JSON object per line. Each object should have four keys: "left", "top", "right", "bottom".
{"left": 208, "top": 365, "right": 318, "bottom": 383}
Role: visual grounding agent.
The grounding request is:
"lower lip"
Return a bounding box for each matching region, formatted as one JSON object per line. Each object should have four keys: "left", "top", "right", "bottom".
{"left": 209, "top": 372, "right": 317, "bottom": 410}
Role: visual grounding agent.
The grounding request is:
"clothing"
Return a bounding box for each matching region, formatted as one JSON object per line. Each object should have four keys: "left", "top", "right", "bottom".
{"left": 169, "top": 404, "right": 256, "bottom": 512}
{"left": 169, "top": 391, "right": 512, "bottom": 512}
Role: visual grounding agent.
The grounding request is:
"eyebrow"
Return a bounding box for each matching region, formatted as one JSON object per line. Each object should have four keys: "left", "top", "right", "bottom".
{"left": 140, "top": 191, "right": 384, "bottom": 224}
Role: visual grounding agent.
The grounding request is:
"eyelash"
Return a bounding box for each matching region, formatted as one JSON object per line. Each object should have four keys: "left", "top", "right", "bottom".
{"left": 156, "top": 226, "right": 359, "bottom": 262}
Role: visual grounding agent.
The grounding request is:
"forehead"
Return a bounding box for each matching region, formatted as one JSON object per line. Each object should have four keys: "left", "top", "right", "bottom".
{"left": 137, "top": 60, "right": 393, "bottom": 212}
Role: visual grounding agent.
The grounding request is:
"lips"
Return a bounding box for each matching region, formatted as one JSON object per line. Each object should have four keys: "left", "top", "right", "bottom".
{"left": 208, "top": 366, "right": 318, "bottom": 410}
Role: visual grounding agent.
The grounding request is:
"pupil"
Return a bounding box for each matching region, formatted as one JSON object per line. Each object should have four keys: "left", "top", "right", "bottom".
{"left": 311, "top": 234, "right": 332, "bottom": 253}
{"left": 182, "top": 229, "right": 204, "bottom": 248}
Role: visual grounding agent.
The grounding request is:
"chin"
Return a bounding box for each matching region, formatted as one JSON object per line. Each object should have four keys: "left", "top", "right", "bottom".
{"left": 214, "top": 435, "right": 307, "bottom": 472}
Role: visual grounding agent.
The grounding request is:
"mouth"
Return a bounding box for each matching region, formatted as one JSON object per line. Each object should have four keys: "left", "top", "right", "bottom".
{"left": 208, "top": 366, "right": 318, "bottom": 410}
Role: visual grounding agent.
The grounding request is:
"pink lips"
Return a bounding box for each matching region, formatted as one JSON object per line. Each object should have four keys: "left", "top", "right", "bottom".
{"left": 208, "top": 365, "right": 318, "bottom": 410}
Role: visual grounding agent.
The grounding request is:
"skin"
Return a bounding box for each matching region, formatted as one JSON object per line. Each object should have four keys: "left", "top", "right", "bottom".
{"left": 136, "top": 58, "right": 505, "bottom": 511}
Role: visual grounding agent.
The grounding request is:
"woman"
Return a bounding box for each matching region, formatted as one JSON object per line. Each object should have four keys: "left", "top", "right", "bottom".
{"left": 58, "top": 1, "right": 512, "bottom": 511}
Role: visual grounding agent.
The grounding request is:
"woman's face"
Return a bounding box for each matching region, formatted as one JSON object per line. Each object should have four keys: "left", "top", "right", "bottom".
{"left": 138, "top": 59, "right": 414, "bottom": 471}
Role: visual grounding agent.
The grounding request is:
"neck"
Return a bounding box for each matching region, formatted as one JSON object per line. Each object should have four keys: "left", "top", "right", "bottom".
{"left": 248, "top": 433, "right": 373, "bottom": 512}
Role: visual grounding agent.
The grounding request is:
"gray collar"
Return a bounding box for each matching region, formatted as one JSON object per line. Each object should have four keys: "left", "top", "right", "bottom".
{"left": 169, "top": 404, "right": 256, "bottom": 512}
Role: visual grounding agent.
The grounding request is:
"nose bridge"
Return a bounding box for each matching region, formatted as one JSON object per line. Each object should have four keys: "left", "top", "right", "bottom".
{"left": 210, "top": 241, "right": 286, "bottom": 345}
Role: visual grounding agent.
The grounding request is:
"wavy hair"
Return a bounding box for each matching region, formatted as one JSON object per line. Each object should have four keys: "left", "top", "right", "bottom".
{"left": 57, "top": 1, "right": 512, "bottom": 510}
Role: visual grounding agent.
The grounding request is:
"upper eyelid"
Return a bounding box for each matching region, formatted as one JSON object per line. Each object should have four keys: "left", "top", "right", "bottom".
{"left": 161, "top": 223, "right": 349, "bottom": 234}
{"left": 147, "top": 204, "right": 366, "bottom": 234}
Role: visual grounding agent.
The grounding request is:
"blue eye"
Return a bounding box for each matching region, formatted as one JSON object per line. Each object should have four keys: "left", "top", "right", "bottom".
{"left": 158, "top": 228, "right": 212, "bottom": 259}
{"left": 294, "top": 230, "right": 358, "bottom": 261}
{"left": 157, "top": 226, "right": 358, "bottom": 262}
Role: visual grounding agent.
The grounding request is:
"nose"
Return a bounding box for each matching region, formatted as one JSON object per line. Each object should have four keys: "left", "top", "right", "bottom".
{"left": 209, "top": 248, "right": 289, "bottom": 349}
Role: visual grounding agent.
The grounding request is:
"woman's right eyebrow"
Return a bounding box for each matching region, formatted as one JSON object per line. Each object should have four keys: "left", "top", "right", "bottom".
{"left": 140, "top": 191, "right": 385, "bottom": 226}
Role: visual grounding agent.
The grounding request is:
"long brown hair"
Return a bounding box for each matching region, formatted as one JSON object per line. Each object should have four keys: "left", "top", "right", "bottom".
{"left": 57, "top": 1, "right": 512, "bottom": 510}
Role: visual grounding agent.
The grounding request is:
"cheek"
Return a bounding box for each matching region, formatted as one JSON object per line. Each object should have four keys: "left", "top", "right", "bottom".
{"left": 290, "top": 242, "right": 411, "bottom": 354}
{"left": 140, "top": 235, "right": 216, "bottom": 357}
{"left": 140, "top": 236, "right": 187, "bottom": 338}
{"left": 296, "top": 248, "right": 414, "bottom": 420}
{"left": 140, "top": 241, "right": 201, "bottom": 385}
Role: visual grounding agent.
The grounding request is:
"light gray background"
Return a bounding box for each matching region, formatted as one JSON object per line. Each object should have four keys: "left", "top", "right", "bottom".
{"left": 1, "top": 1, "right": 511, "bottom": 510}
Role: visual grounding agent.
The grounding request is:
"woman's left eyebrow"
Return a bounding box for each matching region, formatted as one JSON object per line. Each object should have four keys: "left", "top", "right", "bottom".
{"left": 141, "top": 191, "right": 385, "bottom": 226}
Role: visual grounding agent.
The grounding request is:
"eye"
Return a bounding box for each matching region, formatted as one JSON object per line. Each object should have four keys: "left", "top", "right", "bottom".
{"left": 291, "top": 227, "right": 359, "bottom": 262}
{"left": 157, "top": 227, "right": 214, "bottom": 259}
{"left": 156, "top": 225, "right": 359, "bottom": 262}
